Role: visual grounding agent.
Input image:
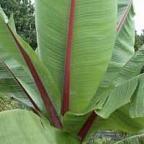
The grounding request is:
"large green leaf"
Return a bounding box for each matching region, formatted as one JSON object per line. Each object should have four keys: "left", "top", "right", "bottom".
{"left": 120, "top": 46, "right": 144, "bottom": 118}
{"left": 115, "top": 0, "right": 134, "bottom": 64}
{"left": 35, "top": 0, "right": 117, "bottom": 113}
{"left": 102, "top": 0, "right": 135, "bottom": 86}
{"left": 130, "top": 74, "right": 144, "bottom": 118}
{"left": 15, "top": 35, "right": 61, "bottom": 115}
{"left": 63, "top": 112, "right": 90, "bottom": 135}
{"left": 96, "top": 45, "right": 144, "bottom": 117}
{"left": 114, "top": 46, "right": 144, "bottom": 83}
{"left": 95, "top": 76, "right": 138, "bottom": 118}
{"left": 89, "top": 0, "right": 135, "bottom": 113}
{"left": 63, "top": 105, "right": 144, "bottom": 142}
{"left": 0, "top": 8, "right": 62, "bottom": 115}
{"left": 81, "top": 46, "right": 144, "bottom": 141}
{"left": 62, "top": 1, "right": 135, "bottom": 120}
{"left": 0, "top": 59, "right": 33, "bottom": 108}
{"left": 0, "top": 9, "right": 37, "bottom": 108}
{"left": 63, "top": 76, "right": 140, "bottom": 135}
{"left": 85, "top": 0, "right": 138, "bottom": 118}
{"left": 85, "top": 105, "right": 144, "bottom": 142}
{"left": 0, "top": 7, "right": 23, "bottom": 64}
{"left": 58, "top": 0, "right": 136, "bottom": 135}
{"left": 86, "top": 45, "right": 144, "bottom": 118}
{"left": 81, "top": 45, "right": 144, "bottom": 140}
{"left": 0, "top": 110, "right": 80, "bottom": 144}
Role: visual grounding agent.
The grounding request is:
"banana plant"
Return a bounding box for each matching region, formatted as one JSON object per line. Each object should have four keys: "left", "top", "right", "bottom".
{"left": 0, "top": 0, "right": 144, "bottom": 143}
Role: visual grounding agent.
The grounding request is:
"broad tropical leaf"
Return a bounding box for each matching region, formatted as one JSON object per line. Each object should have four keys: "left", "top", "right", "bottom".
{"left": 35, "top": 0, "right": 117, "bottom": 113}
{"left": 130, "top": 73, "right": 144, "bottom": 118}
{"left": 115, "top": 46, "right": 144, "bottom": 83}
{"left": 95, "top": 45, "right": 144, "bottom": 117}
{"left": 0, "top": 7, "right": 41, "bottom": 109}
{"left": 0, "top": 110, "right": 80, "bottom": 144}
{"left": 72, "top": 1, "right": 135, "bottom": 127}
{"left": 94, "top": 46, "right": 144, "bottom": 118}
{"left": 81, "top": 46, "right": 144, "bottom": 140}
{"left": 102, "top": 0, "right": 135, "bottom": 86}
{"left": 92, "top": 0, "right": 135, "bottom": 115}
{"left": 56, "top": 1, "right": 138, "bottom": 139}
{"left": 0, "top": 7, "right": 62, "bottom": 122}
{"left": 95, "top": 76, "right": 138, "bottom": 118}
{"left": 63, "top": 111, "right": 90, "bottom": 134}
{"left": 0, "top": 0, "right": 143, "bottom": 143}
{"left": 85, "top": 106, "right": 144, "bottom": 142}
{"left": 114, "top": 0, "right": 135, "bottom": 73}
{"left": 86, "top": 0, "right": 137, "bottom": 117}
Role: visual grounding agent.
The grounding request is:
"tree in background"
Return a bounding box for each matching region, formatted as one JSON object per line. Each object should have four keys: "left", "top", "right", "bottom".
{"left": 135, "top": 30, "right": 144, "bottom": 51}
{"left": 0, "top": 0, "right": 37, "bottom": 49}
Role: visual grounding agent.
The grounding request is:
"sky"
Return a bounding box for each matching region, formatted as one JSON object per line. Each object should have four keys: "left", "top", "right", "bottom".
{"left": 133, "top": 0, "right": 144, "bottom": 34}
{"left": 31, "top": 0, "right": 34, "bottom": 4}
{"left": 31, "top": 0, "right": 144, "bottom": 34}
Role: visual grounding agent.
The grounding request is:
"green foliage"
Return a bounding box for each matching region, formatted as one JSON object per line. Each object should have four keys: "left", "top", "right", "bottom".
{"left": 0, "top": 110, "right": 80, "bottom": 144}
{"left": 114, "top": 133, "right": 144, "bottom": 144}
{"left": 35, "top": 0, "right": 117, "bottom": 114}
{"left": 0, "top": 0, "right": 144, "bottom": 144}
{"left": 0, "top": 0, "right": 37, "bottom": 49}
{"left": 87, "top": 132, "right": 144, "bottom": 144}
{"left": 135, "top": 31, "right": 144, "bottom": 51}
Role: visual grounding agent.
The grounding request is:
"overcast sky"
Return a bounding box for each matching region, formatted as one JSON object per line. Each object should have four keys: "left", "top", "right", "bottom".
{"left": 31, "top": 0, "right": 144, "bottom": 34}
{"left": 31, "top": 0, "right": 34, "bottom": 4}
{"left": 133, "top": 0, "right": 144, "bottom": 34}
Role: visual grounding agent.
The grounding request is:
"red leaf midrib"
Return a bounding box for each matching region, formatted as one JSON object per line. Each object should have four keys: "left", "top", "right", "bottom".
{"left": 78, "top": 0, "right": 132, "bottom": 141}
{"left": 7, "top": 25, "right": 62, "bottom": 129}
{"left": 0, "top": 60, "right": 40, "bottom": 112}
{"left": 117, "top": 0, "right": 132, "bottom": 32}
{"left": 61, "top": 0, "right": 76, "bottom": 115}
{"left": 77, "top": 1, "right": 133, "bottom": 141}
{"left": 78, "top": 111, "right": 97, "bottom": 141}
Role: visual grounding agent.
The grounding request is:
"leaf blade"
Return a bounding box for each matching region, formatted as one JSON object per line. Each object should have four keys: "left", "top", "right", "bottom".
{"left": 0, "top": 110, "right": 80, "bottom": 144}
{"left": 7, "top": 25, "right": 62, "bottom": 128}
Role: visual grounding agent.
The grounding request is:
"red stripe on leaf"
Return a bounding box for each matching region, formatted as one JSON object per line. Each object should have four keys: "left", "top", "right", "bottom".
{"left": 77, "top": 1, "right": 133, "bottom": 140}
{"left": 78, "top": 111, "right": 97, "bottom": 141}
{"left": 117, "top": 0, "right": 132, "bottom": 32}
{"left": 62, "top": 0, "right": 76, "bottom": 115}
{"left": 7, "top": 25, "right": 62, "bottom": 128}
